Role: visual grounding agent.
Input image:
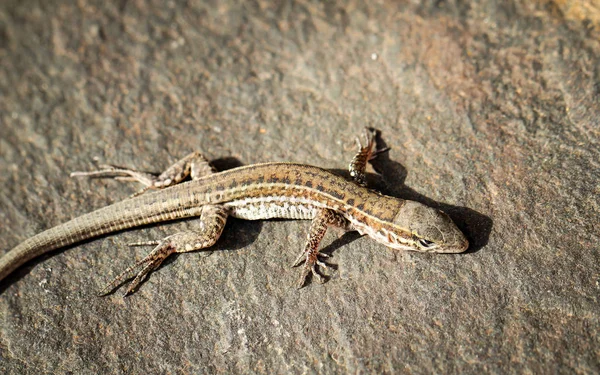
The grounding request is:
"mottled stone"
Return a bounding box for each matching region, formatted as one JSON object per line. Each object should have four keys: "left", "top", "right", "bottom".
{"left": 0, "top": 1, "right": 598, "bottom": 374}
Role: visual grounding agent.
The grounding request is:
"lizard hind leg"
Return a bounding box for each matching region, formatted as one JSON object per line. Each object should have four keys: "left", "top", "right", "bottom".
{"left": 99, "top": 205, "right": 228, "bottom": 296}
{"left": 71, "top": 151, "right": 216, "bottom": 197}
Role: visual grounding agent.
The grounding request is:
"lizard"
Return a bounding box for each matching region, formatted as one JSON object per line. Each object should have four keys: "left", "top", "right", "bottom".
{"left": 0, "top": 129, "right": 468, "bottom": 296}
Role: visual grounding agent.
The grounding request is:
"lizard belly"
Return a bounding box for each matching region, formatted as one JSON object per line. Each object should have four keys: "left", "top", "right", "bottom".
{"left": 226, "top": 199, "right": 318, "bottom": 220}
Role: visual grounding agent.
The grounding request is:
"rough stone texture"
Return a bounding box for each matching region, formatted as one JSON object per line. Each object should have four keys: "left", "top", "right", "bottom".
{"left": 0, "top": 0, "right": 598, "bottom": 374}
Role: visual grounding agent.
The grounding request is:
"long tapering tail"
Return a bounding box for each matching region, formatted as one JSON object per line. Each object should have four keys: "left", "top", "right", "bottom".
{"left": 0, "top": 185, "right": 206, "bottom": 282}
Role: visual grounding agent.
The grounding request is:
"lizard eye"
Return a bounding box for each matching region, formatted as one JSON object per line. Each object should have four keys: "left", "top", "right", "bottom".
{"left": 418, "top": 239, "right": 434, "bottom": 248}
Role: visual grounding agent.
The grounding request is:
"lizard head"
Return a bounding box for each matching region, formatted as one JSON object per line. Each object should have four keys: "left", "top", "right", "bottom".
{"left": 389, "top": 200, "right": 468, "bottom": 253}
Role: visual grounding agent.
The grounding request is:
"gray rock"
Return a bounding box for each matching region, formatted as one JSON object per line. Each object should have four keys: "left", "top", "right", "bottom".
{"left": 1, "top": 1, "right": 598, "bottom": 374}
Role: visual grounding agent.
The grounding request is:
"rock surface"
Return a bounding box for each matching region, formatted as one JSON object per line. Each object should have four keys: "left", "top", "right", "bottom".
{"left": 1, "top": 1, "right": 598, "bottom": 374}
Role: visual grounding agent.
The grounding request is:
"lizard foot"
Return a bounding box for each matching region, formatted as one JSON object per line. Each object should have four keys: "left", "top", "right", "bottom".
{"left": 349, "top": 128, "right": 390, "bottom": 186}
{"left": 98, "top": 239, "right": 176, "bottom": 297}
{"left": 292, "top": 248, "right": 332, "bottom": 288}
{"left": 71, "top": 151, "right": 217, "bottom": 197}
{"left": 71, "top": 164, "right": 159, "bottom": 197}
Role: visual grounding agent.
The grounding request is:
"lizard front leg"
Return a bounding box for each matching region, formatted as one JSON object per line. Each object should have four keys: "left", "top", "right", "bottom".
{"left": 293, "top": 208, "right": 350, "bottom": 288}
{"left": 71, "top": 151, "right": 216, "bottom": 196}
{"left": 348, "top": 128, "right": 389, "bottom": 186}
{"left": 100, "top": 204, "right": 228, "bottom": 296}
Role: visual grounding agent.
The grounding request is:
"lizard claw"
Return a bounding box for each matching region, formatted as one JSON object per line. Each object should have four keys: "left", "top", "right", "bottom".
{"left": 348, "top": 128, "right": 390, "bottom": 186}
{"left": 98, "top": 240, "right": 175, "bottom": 297}
{"left": 297, "top": 262, "right": 328, "bottom": 288}
{"left": 71, "top": 162, "right": 162, "bottom": 198}
{"left": 292, "top": 249, "right": 332, "bottom": 288}
{"left": 71, "top": 164, "right": 157, "bottom": 186}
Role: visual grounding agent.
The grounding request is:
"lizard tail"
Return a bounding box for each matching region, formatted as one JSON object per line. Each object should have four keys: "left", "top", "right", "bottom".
{"left": 0, "top": 186, "right": 206, "bottom": 283}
